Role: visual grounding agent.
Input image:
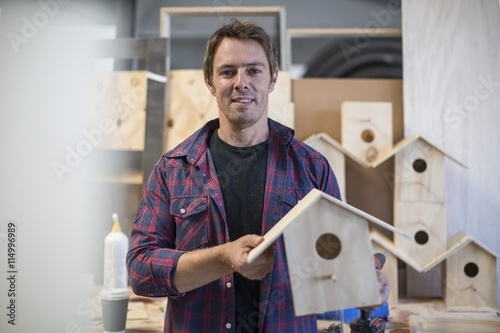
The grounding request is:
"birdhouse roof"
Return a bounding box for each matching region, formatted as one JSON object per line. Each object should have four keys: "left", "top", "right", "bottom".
{"left": 370, "top": 134, "right": 467, "bottom": 168}
{"left": 304, "top": 133, "right": 371, "bottom": 167}
{"left": 248, "top": 188, "right": 407, "bottom": 263}
{"left": 371, "top": 229, "right": 500, "bottom": 273}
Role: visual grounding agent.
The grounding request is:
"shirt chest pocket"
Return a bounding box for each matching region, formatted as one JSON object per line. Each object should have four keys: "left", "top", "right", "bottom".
{"left": 170, "top": 195, "right": 209, "bottom": 251}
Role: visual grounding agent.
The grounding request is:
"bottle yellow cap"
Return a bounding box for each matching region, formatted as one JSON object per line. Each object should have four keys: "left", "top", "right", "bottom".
{"left": 111, "top": 213, "right": 122, "bottom": 232}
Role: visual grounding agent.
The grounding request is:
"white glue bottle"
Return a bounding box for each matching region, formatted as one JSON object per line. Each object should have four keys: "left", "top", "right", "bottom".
{"left": 103, "top": 213, "right": 129, "bottom": 290}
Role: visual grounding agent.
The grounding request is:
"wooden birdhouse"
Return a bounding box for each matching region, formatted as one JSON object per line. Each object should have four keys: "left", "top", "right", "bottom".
{"left": 341, "top": 101, "right": 393, "bottom": 164}
{"left": 304, "top": 133, "right": 368, "bottom": 201}
{"left": 247, "top": 188, "right": 406, "bottom": 316}
{"left": 370, "top": 135, "right": 466, "bottom": 268}
{"left": 444, "top": 232, "right": 500, "bottom": 308}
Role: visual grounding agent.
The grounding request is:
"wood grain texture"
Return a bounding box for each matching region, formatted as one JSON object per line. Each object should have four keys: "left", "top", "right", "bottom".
{"left": 341, "top": 101, "right": 393, "bottom": 164}
{"left": 402, "top": 0, "right": 500, "bottom": 305}
{"left": 445, "top": 242, "right": 498, "bottom": 308}
{"left": 91, "top": 71, "right": 147, "bottom": 150}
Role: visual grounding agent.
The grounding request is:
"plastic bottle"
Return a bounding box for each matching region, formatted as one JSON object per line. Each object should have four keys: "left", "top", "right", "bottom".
{"left": 103, "top": 213, "right": 129, "bottom": 290}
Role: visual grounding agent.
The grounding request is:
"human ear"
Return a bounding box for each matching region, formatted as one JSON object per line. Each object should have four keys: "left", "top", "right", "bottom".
{"left": 269, "top": 70, "right": 278, "bottom": 92}
{"left": 204, "top": 76, "right": 215, "bottom": 96}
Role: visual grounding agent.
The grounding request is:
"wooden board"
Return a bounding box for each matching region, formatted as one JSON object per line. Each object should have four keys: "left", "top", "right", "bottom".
{"left": 409, "top": 311, "right": 500, "bottom": 333}
{"left": 341, "top": 101, "right": 393, "bottom": 164}
{"left": 91, "top": 71, "right": 147, "bottom": 150}
{"left": 402, "top": 0, "right": 500, "bottom": 304}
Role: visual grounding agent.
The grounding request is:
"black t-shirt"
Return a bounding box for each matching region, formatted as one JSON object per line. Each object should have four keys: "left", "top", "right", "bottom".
{"left": 209, "top": 130, "right": 268, "bottom": 333}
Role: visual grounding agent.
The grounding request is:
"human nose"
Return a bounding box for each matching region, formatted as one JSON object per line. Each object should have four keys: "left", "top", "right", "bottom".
{"left": 234, "top": 70, "right": 249, "bottom": 90}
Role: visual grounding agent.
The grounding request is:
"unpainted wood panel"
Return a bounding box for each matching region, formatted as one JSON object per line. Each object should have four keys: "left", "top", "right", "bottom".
{"left": 402, "top": 0, "right": 500, "bottom": 262}
{"left": 284, "top": 198, "right": 380, "bottom": 315}
{"left": 341, "top": 101, "right": 393, "bottom": 164}
{"left": 394, "top": 140, "right": 446, "bottom": 203}
{"left": 395, "top": 202, "right": 447, "bottom": 266}
{"left": 402, "top": 0, "right": 500, "bottom": 305}
{"left": 91, "top": 71, "right": 147, "bottom": 150}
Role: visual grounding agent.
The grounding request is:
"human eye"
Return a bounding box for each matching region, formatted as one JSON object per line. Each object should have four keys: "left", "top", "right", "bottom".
{"left": 219, "top": 69, "right": 234, "bottom": 77}
{"left": 248, "top": 67, "right": 262, "bottom": 75}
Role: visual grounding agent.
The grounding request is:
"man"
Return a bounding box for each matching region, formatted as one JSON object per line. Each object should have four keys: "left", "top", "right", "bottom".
{"left": 127, "top": 18, "right": 389, "bottom": 332}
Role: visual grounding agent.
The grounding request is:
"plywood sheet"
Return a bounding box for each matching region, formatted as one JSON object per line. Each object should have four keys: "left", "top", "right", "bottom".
{"left": 91, "top": 71, "right": 147, "bottom": 150}
{"left": 409, "top": 311, "right": 500, "bottom": 333}
{"left": 402, "top": 0, "right": 500, "bottom": 279}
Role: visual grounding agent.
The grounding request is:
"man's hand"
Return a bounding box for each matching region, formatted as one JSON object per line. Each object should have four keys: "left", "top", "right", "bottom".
{"left": 226, "top": 234, "right": 274, "bottom": 280}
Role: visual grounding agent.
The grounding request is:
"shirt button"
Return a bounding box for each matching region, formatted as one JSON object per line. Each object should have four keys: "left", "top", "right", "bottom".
{"left": 226, "top": 282, "right": 232, "bottom": 288}
{"left": 180, "top": 208, "right": 186, "bottom": 214}
{"left": 226, "top": 323, "right": 232, "bottom": 329}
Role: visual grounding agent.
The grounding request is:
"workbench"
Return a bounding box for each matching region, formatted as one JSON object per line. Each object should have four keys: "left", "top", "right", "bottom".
{"left": 85, "top": 289, "right": 500, "bottom": 332}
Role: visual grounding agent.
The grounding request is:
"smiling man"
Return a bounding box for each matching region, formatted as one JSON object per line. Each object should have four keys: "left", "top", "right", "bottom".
{"left": 127, "top": 18, "right": 388, "bottom": 333}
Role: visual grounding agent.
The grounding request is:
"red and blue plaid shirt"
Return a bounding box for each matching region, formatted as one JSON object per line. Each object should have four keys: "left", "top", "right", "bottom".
{"left": 127, "top": 118, "right": 341, "bottom": 332}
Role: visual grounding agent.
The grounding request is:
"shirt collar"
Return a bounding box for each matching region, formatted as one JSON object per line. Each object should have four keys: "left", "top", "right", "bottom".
{"left": 165, "top": 118, "right": 294, "bottom": 165}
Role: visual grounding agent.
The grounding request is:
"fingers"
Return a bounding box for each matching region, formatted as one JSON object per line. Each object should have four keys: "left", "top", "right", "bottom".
{"left": 227, "top": 235, "right": 274, "bottom": 280}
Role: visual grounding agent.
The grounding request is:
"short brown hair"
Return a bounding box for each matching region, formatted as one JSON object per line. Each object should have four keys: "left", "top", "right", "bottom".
{"left": 203, "top": 18, "right": 279, "bottom": 86}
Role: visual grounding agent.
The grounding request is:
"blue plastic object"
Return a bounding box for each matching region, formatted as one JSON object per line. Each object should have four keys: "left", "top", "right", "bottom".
{"left": 317, "top": 302, "right": 389, "bottom": 324}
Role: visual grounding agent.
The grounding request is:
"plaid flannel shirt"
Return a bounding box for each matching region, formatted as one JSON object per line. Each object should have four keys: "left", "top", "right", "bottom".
{"left": 127, "top": 118, "right": 341, "bottom": 332}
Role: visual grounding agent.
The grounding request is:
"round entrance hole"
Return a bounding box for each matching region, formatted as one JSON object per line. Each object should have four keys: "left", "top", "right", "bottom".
{"left": 361, "top": 129, "right": 375, "bottom": 143}
{"left": 464, "top": 262, "right": 479, "bottom": 278}
{"left": 414, "top": 230, "right": 429, "bottom": 245}
{"left": 315, "top": 233, "right": 341, "bottom": 260}
{"left": 413, "top": 158, "right": 427, "bottom": 173}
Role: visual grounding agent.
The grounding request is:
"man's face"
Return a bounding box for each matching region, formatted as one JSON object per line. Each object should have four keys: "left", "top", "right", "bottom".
{"left": 206, "top": 37, "right": 277, "bottom": 130}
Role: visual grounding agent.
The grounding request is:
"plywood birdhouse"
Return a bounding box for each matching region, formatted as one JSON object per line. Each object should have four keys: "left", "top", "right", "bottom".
{"left": 248, "top": 188, "right": 406, "bottom": 316}
{"left": 371, "top": 135, "right": 466, "bottom": 267}
{"left": 341, "top": 101, "right": 393, "bottom": 164}
{"left": 444, "top": 234, "right": 500, "bottom": 308}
